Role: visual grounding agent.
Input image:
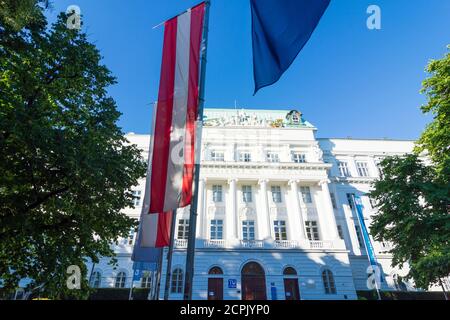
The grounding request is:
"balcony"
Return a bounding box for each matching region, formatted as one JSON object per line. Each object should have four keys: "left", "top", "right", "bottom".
{"left": 170, "top": 239, "right": 345, "bottom": 250}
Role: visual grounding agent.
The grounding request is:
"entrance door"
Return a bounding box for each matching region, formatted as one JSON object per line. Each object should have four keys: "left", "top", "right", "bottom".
{"left": 284, "top": 278, "right": 300, "bottom": 300}
{"left": 241, "top": 262, "right": 267, "bottom": 300}
{"left": 207, "top": 278, "right": 223, "bottom": 300}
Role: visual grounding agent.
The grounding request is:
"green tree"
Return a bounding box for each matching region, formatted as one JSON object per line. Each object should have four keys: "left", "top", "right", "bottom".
{"left": 0, "top": 0, "right": 48, "bottom": 32}
{"left": 370, "top": 48, "right": 450, "bottom": 295}
{"left": 0, "top": 6, "right": 146, "bottom": 298}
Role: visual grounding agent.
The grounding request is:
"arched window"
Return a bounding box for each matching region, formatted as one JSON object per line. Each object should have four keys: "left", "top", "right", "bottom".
{"left": 141, "top": 271, "right": 152, "bottom": 288}
{"left": 283, "top": 267, "right": 297, "bottom": 276}
{"left": 90, "top": 271, "right": 101, "bottom": 288}
{"left": 115, "top": 271, "right": 127, "bottom": 288}
{"left": 209, "top": 267, "right": 223, "bottom": 275}
{"left": 322, "top": 269, "right": 336, "bottom": 294}
{"left": 171, "top": 268, "right": 184, "bottom": 293}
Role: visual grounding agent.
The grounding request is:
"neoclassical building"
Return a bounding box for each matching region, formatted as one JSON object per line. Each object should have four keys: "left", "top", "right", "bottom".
{"left": 88, "top": 108, "right": 425, "bottom": 300}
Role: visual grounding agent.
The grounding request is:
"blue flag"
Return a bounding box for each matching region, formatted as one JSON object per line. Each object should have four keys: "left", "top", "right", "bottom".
{"left": 251, "top": 0, "right": 331, "bottom": 94}
{"left": 354, "top": 196, "right": 377, "bottom": 267}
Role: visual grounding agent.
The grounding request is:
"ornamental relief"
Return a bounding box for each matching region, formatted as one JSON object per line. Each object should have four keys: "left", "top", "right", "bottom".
{"left": 270, "top": 206, "right": 287, "bottom": 216}
{"left": 239, "top": 207, "right": 255, "bottom": 217}
{"left": 207, "top": 206, "right": 225, "bottom": 216}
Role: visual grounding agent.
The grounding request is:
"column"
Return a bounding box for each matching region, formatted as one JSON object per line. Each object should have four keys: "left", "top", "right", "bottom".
{"left": 227, "top": 179, "right": 238, "bottom": 239}
{"left": 196, "top": 178, "right": 206, "bottom": 238}
{"left": 318, "top": 179, "right": 339, "bottom": 240}
{"left": 257, "top": 179, "right": 271, "bottom": 240}
{"left": 288, "top": 180, "right": 306, "bottom": 240}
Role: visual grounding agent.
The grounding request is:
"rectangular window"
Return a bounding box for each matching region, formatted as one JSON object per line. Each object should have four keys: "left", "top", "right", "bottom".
{"left": 338, "top": 161, "right": 351, "bottom": 177}
{"left": 212, "top": 185, "right": 223, "bottom": 202}
{"left": 346, "top": 193, "right": 355, "bottom": 209}
{"left": 239, "top": 152, "right": 252, "bottom": 162}
{"left": 242, "top": 220, "right": 255, "bottom": 241}
{"left": 355, "top": 225, "right": 365, "bottom": 248}
{"left": 368, "top": 196, "right": 377, "bottom": 209}
{"left": 274, "top": 220, "right": 287, "bottom": 240}
{"left": 356, "top": 162, "right": 370, "bottom": 177}
{"left": 300, "top": 186, "right": 312, "bottom": 204}
{"left": 242, "top": 185, "right": 252, "bottom": 203}
{"left": 267, "top": 152, "right": 280, "bottom": 163}
{"left": 337, "top": 225, "right": 344, "bottom": 240}
{"left": 305, "top": 221, "right": 320, "bottom": 241}
{"left": 132, "top": 190, "right": 142, "bottom": 207}
{"left": 210, "top": 220, "right": 223, "bottom": 240}
{"left": 271, "top": 186, "right": 282, "bottom": 203}
{"left": 330, "top": 192, "right": 337, "bottom": 209}
{"left": 292, "top": 153, "right": 306, "bottom": 163}
{"left": 211, "top": 150, "right": 224, "bottom": 162}
{"left": 177, "top": 219, "right": 189, "bottom": 240}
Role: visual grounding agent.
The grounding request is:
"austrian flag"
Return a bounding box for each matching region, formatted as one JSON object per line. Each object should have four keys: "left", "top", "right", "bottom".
{"left": 149, "top": 2, "right": 206, "bottom": 214}
{"left": 132, "top": 2, "right": 206, "bottom": 253}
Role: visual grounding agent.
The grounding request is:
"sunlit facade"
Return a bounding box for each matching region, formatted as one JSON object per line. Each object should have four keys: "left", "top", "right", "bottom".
{"left": 91, "top": 108, "right": 420, "bottom": 300}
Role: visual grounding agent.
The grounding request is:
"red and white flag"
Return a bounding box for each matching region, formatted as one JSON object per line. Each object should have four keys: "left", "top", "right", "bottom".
{"left": 149, "top": 2, "right": 206, "bottom": 214}
{"left": 132, "top": 3, "right": 206, "bottom": 252}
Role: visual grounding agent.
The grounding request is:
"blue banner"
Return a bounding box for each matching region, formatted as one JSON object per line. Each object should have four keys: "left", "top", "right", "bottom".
{"left": 354, "top": 195, "right": 378, "bottom": 266}
{"left": 250, "top": 0, "right": 331, "bottom": 94}
{"left": 132, "top": 261, "right": 157, "bottom": 281}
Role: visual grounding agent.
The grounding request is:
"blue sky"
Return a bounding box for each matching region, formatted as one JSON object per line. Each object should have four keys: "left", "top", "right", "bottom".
{"left": 46, "top": 0, "right": 450, "bottom": 139}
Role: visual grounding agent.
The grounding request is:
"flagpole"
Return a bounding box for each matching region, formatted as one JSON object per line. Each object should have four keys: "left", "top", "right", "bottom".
{"left": 154, "top": 249, "right": 164, "bottom": 300}
{"left": 163, "top": 209, "right": 177, "bottom": 300}
{"left": 183, "top": 0, "right": 211, "bottom": 301}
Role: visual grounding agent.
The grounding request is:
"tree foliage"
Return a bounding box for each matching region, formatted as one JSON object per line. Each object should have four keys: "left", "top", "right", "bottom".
{"left": 0, "top": 4, "right": 146, "bottom": 298}
{"left": 370, "top": 48, "right": 450, "bottom": 290}
{"left": 415, "top": 46, "right": 450, "bottom": 179}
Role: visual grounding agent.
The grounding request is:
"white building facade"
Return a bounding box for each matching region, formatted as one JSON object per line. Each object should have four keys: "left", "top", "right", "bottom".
{"left": 89, "top": 108, "right": 422, "bottom": 300}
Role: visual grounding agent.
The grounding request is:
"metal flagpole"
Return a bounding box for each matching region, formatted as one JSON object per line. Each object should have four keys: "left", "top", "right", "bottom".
{"left": 154, "top": 249, "right": 164, "bottom": 300}
{"left": 183, "top": 0, "right": 211, "bottom": 301}
{"left": 351, "top": 194, "right": 382, "bottom": 300}
{"left": 164, "top": 209, "right": 178, "bottom": 300}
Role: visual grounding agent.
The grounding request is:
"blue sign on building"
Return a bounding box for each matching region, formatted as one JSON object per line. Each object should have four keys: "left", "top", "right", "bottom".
{"left": 228, "top": 279, "right": 237, "bottom": 289}
{"left": 132, "top": 262, "right": 157, "bottom": 281}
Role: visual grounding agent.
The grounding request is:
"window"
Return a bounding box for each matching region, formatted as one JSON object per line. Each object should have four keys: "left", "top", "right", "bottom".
{"left": 338, "top": 161, "right": 350, "bottom": 177}
{"left": 330, "top": 192, "right": 337, "bottom": 209}
{"left": 337, "top": 225, "right": 344, "bottom": 240}
{"left": 90, "top": 271, "right": 101, "bottom": 288}
{"left": 239, "top": 152, "right": 252, "bottom": 162}
{"left": 209, "top": 267, "right": 223, "bottom": 275}
{"left": 300, "top": 186, "right": 312, "bottom": 204}
{"left": 368, "top": 196, "right": 377, "bottom": 209}
{"left": 141, "top": 271, "right": 152, "bottom": 288}
{"left": 355, "top": 225, "right": 365, "bottom": 248}
{"left": 127, "top": 228, "right": 135, "bottom": 245}
{"left": 115, "top": 272, "right": 127, "bottom": 288}
{"left": 212, "top": 185, "right": 223, "bottom": 202}
{"left": 292, "top": 153, "right": 306, "bottom": 163}
{"left": 210, "top": 220, "right": 223, "bottom": 240}
{"left": 305, "top": 221, "right": 320, "bottom": 241}
{"left": 346, "top": 193, "right": 355, "bottom": 209}
{"left": 177, "top": 219, "right": 189, "bottom": 240}
{"left": 267, "top": 152, "right": 280, "bottom": 163}
{"left": 283, "top": 267, "right": 297, "bottom": 275}
{"left": 242, "top": 220, "right": 255, "bottom": 241}
{"left": 132, "top": 190, "right": 142, "bottom": 207}
{"left": 322, "top": 269, "right": 337, "bottom": 294}
{"left": 171, "top": 268, "right": 183, "bottom": 293}
{"left": 211, "top": 150, "right": 224, "bottom": 162}
{"left": 242, "top": 185, "right": 252, "bottom": 203}
{"left": 274, "top": 220, "right": 287, "bottom": 240}
{"left": 356, "top": 161, "right": 370, "bottom": 177}
{"left": 271, "top": 186, "right": 282, "bottom": 203}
